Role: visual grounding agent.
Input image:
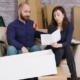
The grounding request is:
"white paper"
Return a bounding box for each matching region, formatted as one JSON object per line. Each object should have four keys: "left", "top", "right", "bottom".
{"left": 0, "top": 49, "right": 57, "bottom": 80}
{"left": 41, "top": 29, "right": 61, "bottom": 45}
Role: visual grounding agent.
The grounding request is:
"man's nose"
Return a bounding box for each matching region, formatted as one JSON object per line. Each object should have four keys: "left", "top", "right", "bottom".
{"left": 27, "top": 12, "right": 30, "bottom": 16}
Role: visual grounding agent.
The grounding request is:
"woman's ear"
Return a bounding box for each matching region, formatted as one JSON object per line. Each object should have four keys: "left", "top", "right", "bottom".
{"left": 63, "top": 14, "right": 65, "bottom": 18}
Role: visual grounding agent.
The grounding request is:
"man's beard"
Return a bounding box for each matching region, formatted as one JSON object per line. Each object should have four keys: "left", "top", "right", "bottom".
{"left": 20, "top": 13, "right": 30, "bottom": 21}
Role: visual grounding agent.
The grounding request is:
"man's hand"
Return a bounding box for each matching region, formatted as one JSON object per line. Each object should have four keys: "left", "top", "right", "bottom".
{"left": 51, "top": 42, "right": 62, "bottom": 48}
{"left": 21, "top": 47, "right": 29, "bottom": 53}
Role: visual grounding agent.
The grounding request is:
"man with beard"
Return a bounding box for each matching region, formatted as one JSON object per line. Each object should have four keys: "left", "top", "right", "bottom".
{"left": 6, "top": 2, "right": 43, "bottom": 56}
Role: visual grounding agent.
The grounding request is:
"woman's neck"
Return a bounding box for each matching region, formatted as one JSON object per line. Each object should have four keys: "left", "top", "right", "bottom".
{"left": 57, "top": 23, "right": 63, "bottom": 31}
{"left": 58, "top": 23, "right": 62, "bottom": 27}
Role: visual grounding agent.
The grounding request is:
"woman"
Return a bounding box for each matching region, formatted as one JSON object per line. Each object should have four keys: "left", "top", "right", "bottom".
{"left": 45, "top": 6, "right": 77, "bottom": 80}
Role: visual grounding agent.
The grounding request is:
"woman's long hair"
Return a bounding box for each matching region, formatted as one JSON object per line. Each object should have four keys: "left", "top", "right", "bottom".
{"left": 50, "top": 6, "right": 69, "bottom": 30}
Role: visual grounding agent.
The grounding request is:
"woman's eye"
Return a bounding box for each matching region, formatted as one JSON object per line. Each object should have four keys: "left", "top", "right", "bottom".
{"left": 54, "top": 15, "right": 56, "bottom": 17}
{"left": 57, "top": 13, "right": 60, "bottom": 16}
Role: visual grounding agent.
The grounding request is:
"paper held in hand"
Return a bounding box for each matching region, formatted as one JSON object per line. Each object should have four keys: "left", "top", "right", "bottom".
{"left": 41, "top": 29, "right": 61, "bottom": 45}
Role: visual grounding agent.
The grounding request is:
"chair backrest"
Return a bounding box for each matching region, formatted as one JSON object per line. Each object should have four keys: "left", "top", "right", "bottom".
{"left": 0, "top": 41, "right": 7, "bottom": 56}
{"left": 0, "top": 16, "right": 5, "bottom": 27}
{"left": 0, "top": 27, "right": 8, "bottom": 57}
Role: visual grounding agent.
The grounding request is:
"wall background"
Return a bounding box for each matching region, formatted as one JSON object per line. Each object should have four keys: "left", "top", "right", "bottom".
{"left": 0, "top": 0, "right": 80, "bottom": 26}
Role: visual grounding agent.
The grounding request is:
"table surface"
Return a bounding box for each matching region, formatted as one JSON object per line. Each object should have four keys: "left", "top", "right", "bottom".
{"left": 38, "top": 67, "right": 67, "bottom": 80}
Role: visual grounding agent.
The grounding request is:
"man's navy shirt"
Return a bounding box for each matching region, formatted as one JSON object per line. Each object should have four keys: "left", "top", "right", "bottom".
{"left": 7, "top": 19, "right": 42, "bottom": 50}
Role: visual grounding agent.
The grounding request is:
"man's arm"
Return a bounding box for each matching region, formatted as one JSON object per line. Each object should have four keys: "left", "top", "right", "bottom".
{"left": 7, "top": 24, "right": 24, "bottom": 50}
{"left": 34, "top": 29, "right": 47, "bottom": 38}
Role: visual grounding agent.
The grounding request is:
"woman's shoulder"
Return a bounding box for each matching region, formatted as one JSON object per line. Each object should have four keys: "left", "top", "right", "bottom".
{"left": 68, "top": 22, "right": 74, "bottom": 27}
{"left": 48, "top": 24, "right": 52, "bottom": 27}
{"left": 67, "top": 22, "right": 74, "bottom": 30}
{"left": 48, "top": 24, "right": 55, "bottom": 29}
{"left": 47, "top": 24, "right": 55, "bottom": 33}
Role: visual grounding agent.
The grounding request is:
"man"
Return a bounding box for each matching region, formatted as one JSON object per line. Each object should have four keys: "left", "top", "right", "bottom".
{"left": 6, "top": 2, "right": 43, "bottom": 56}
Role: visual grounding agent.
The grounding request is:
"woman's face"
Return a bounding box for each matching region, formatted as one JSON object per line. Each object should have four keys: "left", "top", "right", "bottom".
{"left": 53, "top": 10, "right": 64, "bottom": 24}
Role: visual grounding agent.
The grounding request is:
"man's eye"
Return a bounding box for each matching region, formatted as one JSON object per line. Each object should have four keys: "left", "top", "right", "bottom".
{"left": 29, "top": 11, "right": 31, "bottom": 13}
{"left": 24, "top": 10, "right": 28, "bottom": 13}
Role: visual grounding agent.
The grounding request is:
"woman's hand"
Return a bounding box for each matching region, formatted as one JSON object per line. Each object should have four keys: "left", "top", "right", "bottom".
{"left": 51, "top": 42, "right": 62, "bottom": 48}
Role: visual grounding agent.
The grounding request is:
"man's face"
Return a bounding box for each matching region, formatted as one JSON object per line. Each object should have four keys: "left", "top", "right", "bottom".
{"left": 19, "top": 4, "right": 31, "bottom": 21}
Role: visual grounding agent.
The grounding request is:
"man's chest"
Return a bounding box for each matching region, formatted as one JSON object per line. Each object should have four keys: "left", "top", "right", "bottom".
{"left": 15, "top": 25, "right": 35, "bottom": 38}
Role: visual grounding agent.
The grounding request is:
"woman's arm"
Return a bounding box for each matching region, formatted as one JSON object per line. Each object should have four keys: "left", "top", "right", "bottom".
{"left": 50, "top": 23, "right": 74, "bottom": 48}
{"left": 62, "top": 23, "right": 74, "bottom": 47}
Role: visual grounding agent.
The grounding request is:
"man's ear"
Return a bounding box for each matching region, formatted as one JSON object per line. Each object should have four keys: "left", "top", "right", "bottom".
{"left": 18, "top": 9, "right": 21, "bottom": 15}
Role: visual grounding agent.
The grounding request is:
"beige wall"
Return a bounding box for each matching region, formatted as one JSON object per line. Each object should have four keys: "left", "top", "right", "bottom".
{"left": 0, "top": 0, "right": 80, "bottom": 26}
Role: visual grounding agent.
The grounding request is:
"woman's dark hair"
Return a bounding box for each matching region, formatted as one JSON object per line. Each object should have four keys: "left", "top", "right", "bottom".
{"left": 50, "top": 6, "right": 69, "bottom": 30}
